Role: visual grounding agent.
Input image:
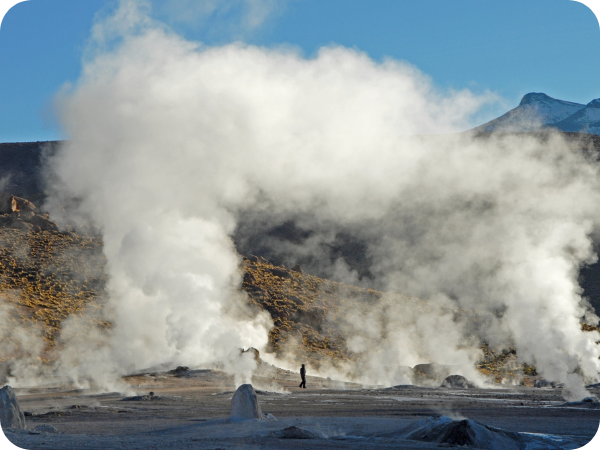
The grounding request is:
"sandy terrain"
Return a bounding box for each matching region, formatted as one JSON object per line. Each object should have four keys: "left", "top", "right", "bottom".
{"left": 3, "top": 365, "right": 600, "bottom": 449}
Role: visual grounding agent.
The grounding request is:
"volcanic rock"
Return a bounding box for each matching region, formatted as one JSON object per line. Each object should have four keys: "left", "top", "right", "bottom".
{"left": 7, "top": 219, "right": 33, "bottom": 231}
{"left": 0, "top": 194, "right": 59, "bottom": 232}
{"left": 399, "top": 416, "right": 527, "bottom": 449}
{"left": 122, "top": 392, "right": 159, "bottom": 401}
{"left": 534, "top": 379, "right": 554, "bottom": 388}
{"left": 169, "top": 366, "right": 189, "bottom": 375}
{"left": 29, "top": 214, "right": 58, "bottom": 231}
{"left": 33, "top": 425, "right": 59, "bottom": 433}
{"left": 269, "top": 426, "right": 320, "bottom": 439}
{"left": 412, "top": 363, "right": 453, "bottom": 384}
{"left": 0, "top": 194, "right": 36, "bottom": 214}
{"left": 291, "top": 264, "right": 303, "bottom": 273}
{"left": 0, "top": 385, "right": 25, "bottom": 430}
{"left": 268, "top": 268, "right": 293, "bottom": 280}
{"left": 441, "top": 375, "right": 473, "bottom": 389}
{"left": 11, "top": 196, "right": 35, "bottom": 212}
{"left": 230, "top": 384, "right": 263, "bottom": 420}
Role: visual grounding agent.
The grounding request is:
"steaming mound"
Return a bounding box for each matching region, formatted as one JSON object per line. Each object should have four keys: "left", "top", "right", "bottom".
{"left": 396, "top": 415, "right": 561, "bottom": 449}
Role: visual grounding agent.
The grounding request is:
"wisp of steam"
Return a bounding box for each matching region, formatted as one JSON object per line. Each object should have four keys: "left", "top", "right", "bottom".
{"left": 2, "top": 1, "right": 600, "bottom": 400}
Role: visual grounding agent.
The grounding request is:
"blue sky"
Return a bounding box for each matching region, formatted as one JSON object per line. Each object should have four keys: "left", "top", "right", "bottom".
{"left": 0, "top": 0, "right": 599, "bottom": 143}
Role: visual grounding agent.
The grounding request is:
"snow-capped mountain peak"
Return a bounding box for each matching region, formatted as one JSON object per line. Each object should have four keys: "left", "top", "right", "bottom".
{"left": 586, "top": 98, "right": 600, "bottom": 109}
{"left": 549, "top": 98, "right": 600, "bottom": 134}
{"left": 519, "top": 92, "right": 554, "bottom": 106}
{"left": 473, "top": 92, "right": 586, "bottom": 133}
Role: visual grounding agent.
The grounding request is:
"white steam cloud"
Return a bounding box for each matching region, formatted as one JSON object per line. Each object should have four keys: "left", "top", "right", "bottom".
{"left": 6, "top": 1, "right": 593, "bottom": 399}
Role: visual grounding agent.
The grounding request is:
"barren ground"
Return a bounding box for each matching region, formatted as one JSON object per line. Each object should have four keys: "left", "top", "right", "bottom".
{"left": 4, "top": 366, "right": 600, "bottom": 450}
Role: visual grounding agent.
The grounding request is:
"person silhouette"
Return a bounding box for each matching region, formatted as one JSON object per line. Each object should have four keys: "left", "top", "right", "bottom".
{"left": 299, "top": 363, "right": 306, "bottom": 388}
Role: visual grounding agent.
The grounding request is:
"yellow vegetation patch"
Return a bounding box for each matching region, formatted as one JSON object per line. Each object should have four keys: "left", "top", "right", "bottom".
{"left": 0, "top": 228, "right": 107, "bottom": 359}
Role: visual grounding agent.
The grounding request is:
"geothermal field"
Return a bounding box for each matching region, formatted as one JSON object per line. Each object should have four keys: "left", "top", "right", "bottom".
{"left": 1, "top": 215, "right": 600, "bottom": 449}
{"left": 3, "top": 362, "right": 600, "bottom": 450}
{"left": 2, "top": 4, "right": 600, "bottom": 448}
{"left": 3, "top": 352, "right": 600, "bottom": 449}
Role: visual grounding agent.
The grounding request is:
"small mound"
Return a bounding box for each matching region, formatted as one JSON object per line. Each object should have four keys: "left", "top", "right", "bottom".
{"left": 440, "top": 375, "right": 473, "bottom": 389}
{"left": 169, "top": 366, "right": 189, "bottom": 375}
{"left": 33, "top": 425, "right": 59, "bottom": 434}
{"left": 560, "top": 396, "right": 600, "bottom": 408}
{"left": 269, "top": 426, "right": 320, "bottom": 439}
{"left": 384, "top": 385, "right": 421, "bottom": 390}
{"left": 122, "top": 392, "right": 159, "bottom": 401}
{"left": 400, "top": 416, "right": 525, "bottom": 449}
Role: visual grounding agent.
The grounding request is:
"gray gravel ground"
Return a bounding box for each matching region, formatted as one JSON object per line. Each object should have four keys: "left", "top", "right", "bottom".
{"left": 3, "top": 368, "right": 600, "bottom": 449}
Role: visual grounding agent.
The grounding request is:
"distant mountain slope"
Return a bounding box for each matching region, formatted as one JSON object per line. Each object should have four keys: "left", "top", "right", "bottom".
{"left": 550, "top": 99, "right": 600, "bottom": 134}
{"left": 0, "top": 141, "right": 60, "bottom": 205}
{"left": 473, "top": 93, "right": 585, "bottom": 133}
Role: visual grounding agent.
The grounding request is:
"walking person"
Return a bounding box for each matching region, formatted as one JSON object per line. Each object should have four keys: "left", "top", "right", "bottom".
{"left": 299, "top": 363, "right": 307, "bottom": 389}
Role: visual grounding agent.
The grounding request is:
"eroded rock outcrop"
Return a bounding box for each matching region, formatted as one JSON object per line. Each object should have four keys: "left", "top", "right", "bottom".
{"left": 0, "top": 193, "right": 58, "bottom": 232}
{"left": 11, "top": 196, "right": 35, "bottom": 213}
{"left": 0, "top": 193, "right": 35, "bottom": 214}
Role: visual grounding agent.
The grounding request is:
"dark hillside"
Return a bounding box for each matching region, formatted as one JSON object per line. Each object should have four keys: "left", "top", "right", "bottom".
{"left": 2, "top": 135, "right": 600, "bottom": 315}
{"left": 0, "top": 141, "right": 60, "bottom": 205}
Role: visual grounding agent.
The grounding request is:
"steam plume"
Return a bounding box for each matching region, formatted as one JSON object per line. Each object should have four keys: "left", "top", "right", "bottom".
{"left": 17, "top": 1, "right": 600, "bottom": 398}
